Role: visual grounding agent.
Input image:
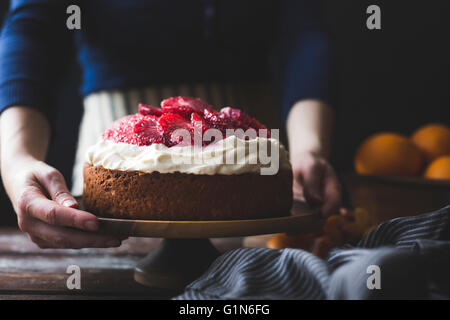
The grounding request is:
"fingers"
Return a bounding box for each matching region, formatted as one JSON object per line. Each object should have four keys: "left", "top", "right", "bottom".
{"left": 34, "top": 165, "right": 78, "bottom": 208}
{"left": 292, "top": 175, "right": 305, "bottom": 201}
{"left": 291, "top": 153, "right": 342, "bottom": 218}
{"left": 27, "top": 234, "right": 53, "bottom": 249}
{"left": 17, "top": 186, "right": 99, "bottom": 231}
{"left": 12, "top": 161, "right": 125, "bottom": 250}
{"left": 339, "top": 207, "right": 353, "bottom": 219}
{"left": 300, "top": 159, "right": 325, "bottom": 205}
{"left": 320, "top": 166, "right": 342, "bottom": 217}
{"left": 28, "top": 219, "right": 123, "bottom": 249}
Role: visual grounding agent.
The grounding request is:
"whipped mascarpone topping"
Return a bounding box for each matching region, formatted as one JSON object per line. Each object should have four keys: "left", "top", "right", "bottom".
{"left": 86, "top": 136, "right": 291, "bottom": 175}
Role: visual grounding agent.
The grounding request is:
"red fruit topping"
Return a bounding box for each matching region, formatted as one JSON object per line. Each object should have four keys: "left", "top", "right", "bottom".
{"left": 102, "top": 115, "right": 137, "bottom": 144}
{"left": 102, "top": 114, "right": 165, "bottom": 146}
{"left": 161, "top": 96, "right": 214, "bottom": 118}
{"left": 138, "top": 103, "right": 163, "bottom": 116}
{"left": 161, "top": 96, "right": 214, "bottom": 111}
{"left": 157, "top": 113, "right": 193, "bottom": 146}
{"left": 191, "top": 112, "right": 215, "bottom": 145}
{"left": 219, "top": 107, "right": 255, "bottom": 129}
{"left": 102, "top": 97, "right": 270, "bottom": 147}
{"left": 133, "top": 115, "right": 166, "bottom": 144}
{"left": 219, "top": 107, "right": 270, "bottom": 137}
{"left": 191, "top": 112, "right": 211, "bottom": 134}
{"left": 203, "top": 109, "right": 230, "bottom": 132}
{"left": 161, "top": 106, "right": 200, "bottom": 118}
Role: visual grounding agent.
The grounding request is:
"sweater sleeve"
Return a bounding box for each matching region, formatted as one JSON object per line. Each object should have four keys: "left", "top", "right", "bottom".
{"left": 278, "top": 0, "right": 336, "bottom": 121}
{"left": 0, "top": 0, "right": 75, "bottom": 118}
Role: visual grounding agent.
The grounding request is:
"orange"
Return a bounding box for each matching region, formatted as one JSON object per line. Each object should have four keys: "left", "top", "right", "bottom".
{"left": 311, "top": 236, "right": 335, "bottom": 258}
{"left": 266, "top": 233, "right": 317, "bottom": 251}
{"left": 424, "top": 156, "right": 450, "bottom": 180}
{"left": 353, "top": 207, "right": 373, "bottom": 234}
{"left": 323, "top": 215, "right": 346, "bottom": 245}
{"left": 266, "top": 233, "right": 293, "bottom": 249}
{"left": 355, "top": 133, "right": 424, "bottom": 176}
{"left": 411, "top": 123, "right": 450, "bottom": 163}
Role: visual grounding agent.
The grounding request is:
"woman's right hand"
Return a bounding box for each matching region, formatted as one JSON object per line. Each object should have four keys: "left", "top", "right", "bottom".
{"left": 1, "top": 106, "right": 125, "bottom": 249}
{"left": 7, "top": 159, "right": 125, "bottom": 249}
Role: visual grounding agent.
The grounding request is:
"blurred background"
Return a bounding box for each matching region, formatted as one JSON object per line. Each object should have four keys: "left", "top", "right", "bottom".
{"left": 0, "top": 0, "right": 449, "bottom": 226}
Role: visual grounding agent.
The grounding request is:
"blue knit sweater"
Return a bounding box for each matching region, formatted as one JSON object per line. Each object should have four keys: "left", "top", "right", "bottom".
{"left": 0, "top": 0, "right": 334, "bottom": 120}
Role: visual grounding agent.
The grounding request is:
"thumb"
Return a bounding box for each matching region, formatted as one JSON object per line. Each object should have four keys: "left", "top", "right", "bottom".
{"left": 35, "top": 165, "right": 78, "bottom": 208}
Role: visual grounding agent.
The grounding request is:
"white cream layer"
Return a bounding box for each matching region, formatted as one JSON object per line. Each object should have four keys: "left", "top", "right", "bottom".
{"left": 86, "top": 136, "right": 291, "bottom": 175}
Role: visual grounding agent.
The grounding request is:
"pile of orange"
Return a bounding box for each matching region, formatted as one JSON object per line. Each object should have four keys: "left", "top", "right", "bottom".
{"left": 267, "top": 208, "right": 376, "bottom": 258}
{"left": 354, "top": 123, "right": 450, "bottom": 180}
{"left": 268, "top": 123, "right": 450, "bottom": 257}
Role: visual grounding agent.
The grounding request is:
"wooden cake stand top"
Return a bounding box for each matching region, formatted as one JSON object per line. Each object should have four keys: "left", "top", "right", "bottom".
{"left": 81, "top": 200, "right": 324, "bottom": 289}
{"left": 97, "top": 201, "right": 324, "bottom": 238}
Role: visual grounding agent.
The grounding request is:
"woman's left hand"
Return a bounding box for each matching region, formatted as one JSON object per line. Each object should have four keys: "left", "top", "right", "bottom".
{"left": 291, "top": 151, "right": 341, "bottom": 218}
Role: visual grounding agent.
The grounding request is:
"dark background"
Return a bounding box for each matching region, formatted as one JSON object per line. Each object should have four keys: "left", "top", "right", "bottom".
{"left": 0, "top": 0, "right": 449, "bottom": 226}
{"left": 324, "top": 0, "right": 450, "bottom": 171}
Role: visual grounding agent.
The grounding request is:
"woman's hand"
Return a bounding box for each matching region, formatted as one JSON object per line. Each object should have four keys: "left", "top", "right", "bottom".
{"left": 286, "top": 100, "right": 341, "bottom": 217}
{"left": 1, "top": 106, "right": 125, "bottom": 249}
{"left": 7, "top": 159, "right": 125, "bottom": 249}
{"left": 291, "top": 151, "right": 341, "bottom": 217}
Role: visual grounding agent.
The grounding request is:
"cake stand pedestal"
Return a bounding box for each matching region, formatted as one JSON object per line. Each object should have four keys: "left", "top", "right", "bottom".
{"left": 133, "top": 238, "right": 220, "bottom": 289}
{"left": 97, "top": 201, "right": 324, "bottom": 290}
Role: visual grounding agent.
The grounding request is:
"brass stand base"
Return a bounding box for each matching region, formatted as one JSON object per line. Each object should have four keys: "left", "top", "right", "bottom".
{"left": 134, "top": 238, "right": 220, "bottom": 290}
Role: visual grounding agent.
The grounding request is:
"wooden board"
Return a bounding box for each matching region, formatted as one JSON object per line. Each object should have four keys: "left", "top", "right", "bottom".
{"left": 0, "top": 228, "right": 243, "bottom": 299}
{"left": 97, "top": 201, "right": 323, "bottom": 238}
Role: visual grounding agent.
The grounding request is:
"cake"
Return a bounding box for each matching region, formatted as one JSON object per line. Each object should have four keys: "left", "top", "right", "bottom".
{"left": 82, "top": 96, "right": 293, "bottom": 220}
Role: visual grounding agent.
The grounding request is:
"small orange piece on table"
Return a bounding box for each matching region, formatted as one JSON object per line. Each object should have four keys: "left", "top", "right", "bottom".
{"left": 266, "top": 232, "right": 319, "bottom": 251}
{"left": 322, "top": 214, "right": 346, "bottom": 245}
{"left": 266, "top": 208, "right": 379, "bottom": 259}
{"left": 312, "top": 236, "right": 335, "bottom": 258}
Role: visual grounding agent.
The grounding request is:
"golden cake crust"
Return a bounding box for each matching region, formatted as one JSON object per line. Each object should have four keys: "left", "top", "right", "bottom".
{"left": 82, "top": 163, "right": 293, "bottom": 220}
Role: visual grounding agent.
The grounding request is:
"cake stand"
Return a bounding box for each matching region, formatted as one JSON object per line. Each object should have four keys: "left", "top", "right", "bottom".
{"left": 96, "top": 201, "right": 324, "bottom": 290}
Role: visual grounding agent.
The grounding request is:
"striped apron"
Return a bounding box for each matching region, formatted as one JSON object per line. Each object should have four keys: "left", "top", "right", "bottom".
{"left": 71, "top": 82, "right": 281, "bottom": 196}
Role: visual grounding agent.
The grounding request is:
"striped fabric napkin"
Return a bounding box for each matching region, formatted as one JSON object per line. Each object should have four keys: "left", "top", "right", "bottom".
{"left": 175, "top": 205, "right": 450, "bottom": 300}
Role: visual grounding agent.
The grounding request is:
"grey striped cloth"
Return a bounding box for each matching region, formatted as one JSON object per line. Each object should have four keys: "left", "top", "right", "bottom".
{"left": 175, "top": 205, "right": 450, "bottom": 300}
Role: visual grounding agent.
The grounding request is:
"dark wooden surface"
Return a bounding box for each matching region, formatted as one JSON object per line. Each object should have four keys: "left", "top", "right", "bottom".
{"left": 1, "top": 175, "right": 448, "bottom": 300}
{"left": 0, "top": 228, "right": 242, "bottom": 300}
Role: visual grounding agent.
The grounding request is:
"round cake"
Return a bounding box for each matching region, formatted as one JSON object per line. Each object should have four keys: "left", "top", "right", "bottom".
{"left": 82, "top": 96, "right": 293, "bottom": 220}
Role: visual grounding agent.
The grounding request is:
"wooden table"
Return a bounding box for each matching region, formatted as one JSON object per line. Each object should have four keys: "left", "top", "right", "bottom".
{"left": 0, "top": 228, "right": 243, "bottom": 300}
{"left": 2, "top": 175, "right": 447, "bottom": 299}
